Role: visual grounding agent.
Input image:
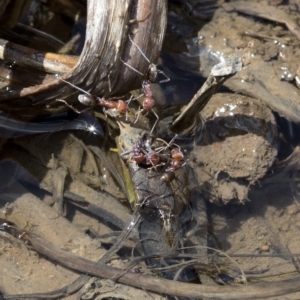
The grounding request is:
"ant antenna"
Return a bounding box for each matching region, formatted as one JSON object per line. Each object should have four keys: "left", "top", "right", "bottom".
{"left": 156, "top": 69, "right": 170, "bottom": 83}
{"left": 128, "top": 35, "right": 150, "bottom": 64}
{"left": 120, "top": 58, "right": 144, "bottom": 76}
{"left": 56, "top": 99, "right": 91, "bottom": 114}
{"left": 127, "top": 35, "right": 170, "bottom": 83}
{"left": 59, "top": 77, "right": 92, "bottom": 96}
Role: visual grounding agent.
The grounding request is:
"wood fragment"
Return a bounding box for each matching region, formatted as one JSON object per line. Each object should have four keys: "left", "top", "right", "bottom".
{"left": 0, "top": 0, "right": 168, "bottom": 118}
{"left": 170, "top": 42, "right": 253, "bottom": 134}
{"left": 19, "top": 231, "right": 300, "bottom": 299}
{"left": 0, "top": 38, "right": 77, "bottom": 73}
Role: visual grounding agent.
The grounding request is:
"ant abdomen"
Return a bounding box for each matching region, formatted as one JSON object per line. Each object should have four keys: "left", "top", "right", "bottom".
{"left": 142, "top": 96, "right": 155, "bottom": 111}
{"left": 145, "top": 153, "right": 160, "bottom": 165}
{"left": 171, "top": 149, "right": 184, "bottom": 161}
{"left": 161, "top": 171, "right": 175, "bottom": 183}
{"left": 132, "top": 153, "right": 145, "bottom": 164}
{"left": 116, "top": 100, "right": 127, "bottom": 114}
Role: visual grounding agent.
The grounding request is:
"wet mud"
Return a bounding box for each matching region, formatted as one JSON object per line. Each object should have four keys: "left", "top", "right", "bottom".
{"left": 2, "top": 0, "right": 300, "bottom": 299}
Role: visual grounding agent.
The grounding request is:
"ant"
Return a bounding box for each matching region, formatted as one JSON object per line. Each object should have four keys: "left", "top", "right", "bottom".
{"left": 121, "top": 35, "right": 170, "bottom": 135}
{"left": 161, "top": 148, "right": 185, "bottom": 183}
{"left": 122, "top": 133, "right": 171, "bottom": 170}
{"left": 145, "top": 134, "right": 186, "bottom": 183}
{"left": 130, "top": 134, "right": 167, "bottom": 167}
{"left": 56, "top": 78, "right": 128, "bottom": 117}
{"left": 148, "top": 135, "right": 186, "bottom": 182}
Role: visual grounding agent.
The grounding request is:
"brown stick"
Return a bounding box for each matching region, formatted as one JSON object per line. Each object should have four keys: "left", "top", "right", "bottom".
{"left": 25, "top": 232, "right": 300, "bottom": 300}
{"left": 0, "top": 38, "right": 77, "bottom": 73}
{"left": 170, "top": 41, "right": 253, "bottom": 134}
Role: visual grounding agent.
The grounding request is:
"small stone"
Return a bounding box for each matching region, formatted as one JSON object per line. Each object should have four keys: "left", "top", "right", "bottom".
{"left": 261, "top": 244, "right": 270, "bottom": 252}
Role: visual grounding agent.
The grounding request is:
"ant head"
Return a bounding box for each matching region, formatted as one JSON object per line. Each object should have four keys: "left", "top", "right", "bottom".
{"left": 146, "top": 63, "right": 158, "bottom": 83}
{"left": 78, "top": 94, "right": 97, "bottom": 107}
{"left": 143, "top": 96, "right": 156, "bottom": 110}
{"left": 161, "top": 171, "right": 175, "bottom": 183}
{"left": 143, "top": 133, "right": 155, "bottom": 148}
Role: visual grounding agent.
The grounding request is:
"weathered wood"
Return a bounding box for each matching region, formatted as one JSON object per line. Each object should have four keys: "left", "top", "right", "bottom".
{"left": 0, "top": 0, "right": 167, "bottom": 118}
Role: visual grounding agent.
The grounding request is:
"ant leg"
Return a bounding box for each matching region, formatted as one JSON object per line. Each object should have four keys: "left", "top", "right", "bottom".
{"left": 126, "top": 38, "right": 170, "bottom": 84}
{"left": 147, "top": 162, "right": 167, "bottom": 175}
{"left": 171, "top": 172, "right": 185, "bottom": 195}
{"left": 59, "top": 78, "right": 99, "bottom": 108}
{"left": 125, "top": 94, "right": 144, "bottom": 121}
{"left": 154, "top": 138, "right": 170, "bottom": 153}
{"left": 125, "top": 95, "right": 134, "bottom": 121}
{"left": 166, "top": 134, "right": 179, "bottom": 148}
{"left": 137, "top": 193, "right": 159, "bottom": 208}
{"left": 155, "top": 135, "right": 179, "bottom": 153}
{"left": 134, "top": 107, "right": 142, "bottom": 124}
{"left": 59, "top": 78, "right": 93, "bottom": 96}
{"left": 149, "top": 109, "right": 159, "bottom": 136}
{"left": 147, "top": 160, "right": 162, "bottom": 174}
{"left": 157, "top": 69, "right": 170, "bottom": 83}
{"left": 132, "top": 93, "right": 144, "bottom": 101}
{"left": 120, "top": 149, "right": 133, "bottom": 157}
{"left": 56, "top": 99, "right": 92, "bottom": 114}
{"left": 102, "top": 107, "right": 112, "bottom": 136}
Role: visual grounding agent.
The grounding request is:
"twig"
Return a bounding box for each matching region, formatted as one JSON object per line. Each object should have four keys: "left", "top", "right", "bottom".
{"left": 6, "top": 231, "right": 300, "bottom": 299}
{"left": 170, "top": 41, "right": 253, "bottom": 134}
{"left": 0, "top": 38, "right": 77, "bottom": 73}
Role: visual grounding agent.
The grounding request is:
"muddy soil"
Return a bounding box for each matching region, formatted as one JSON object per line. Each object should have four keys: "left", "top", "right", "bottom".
{"left": 2, "top": 0, "right": 300, "bottom": 299}
{"left": 0, "top": 136, "right": 164, "bottom": 300}
{"left": 164, "top": 0, "right": 300, "bottom": 298}
{"left": 190, "top": 93, "right": 278, "bottom": 205}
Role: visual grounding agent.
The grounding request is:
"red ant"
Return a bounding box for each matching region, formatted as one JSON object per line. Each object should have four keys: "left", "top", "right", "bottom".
{"left": 56, "top": 78, "right": 128, "bottom": 117}
{"left": 130, "top": 134, "right": 168, "bottom": 167}
{"left": 151, "top": 135, "right": 186, "bottom": 182}
{"left": 122, "top": 133, "right": 172, "bottom": 169}
{"left": 121, "top": 35, "right": 170, "bottom": 135}
{"left": 166, "top": 148, "right": 185, "bottom": 172}
{"left": 161, "top": 148, "right": 185, "bottom": 183}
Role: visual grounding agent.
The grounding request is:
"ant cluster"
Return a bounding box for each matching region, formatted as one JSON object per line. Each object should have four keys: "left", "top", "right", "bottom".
{"left": 119, "top": 37, "right": 185, "bottom": 182}
{"left": 57, "top": 35, "right": 185, "bottom": 235}
{"left": 123, "top": 133, "right": 185, "bottom": 184}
